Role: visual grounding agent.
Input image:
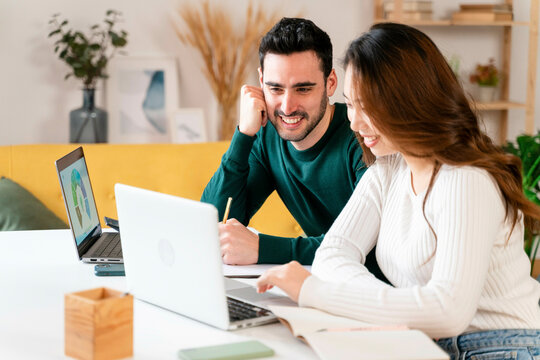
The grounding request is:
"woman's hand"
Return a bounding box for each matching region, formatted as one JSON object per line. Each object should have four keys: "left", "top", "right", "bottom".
{"left": 256, "top": 261, "right": 311, "bottom": 303}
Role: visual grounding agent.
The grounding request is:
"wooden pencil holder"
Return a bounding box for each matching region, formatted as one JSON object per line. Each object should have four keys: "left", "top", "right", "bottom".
{"left": 65, "top": 287, "right": 133, "bottom": 360}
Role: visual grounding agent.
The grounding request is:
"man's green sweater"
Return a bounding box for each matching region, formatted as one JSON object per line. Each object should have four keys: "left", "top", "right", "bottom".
{"left": 202, "top": 103, "right": 371, "bottom": 266}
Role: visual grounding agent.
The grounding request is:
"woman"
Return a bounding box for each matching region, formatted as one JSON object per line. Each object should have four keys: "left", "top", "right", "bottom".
{"left": 256, "top": 23, "right": 540, "bottom": 358}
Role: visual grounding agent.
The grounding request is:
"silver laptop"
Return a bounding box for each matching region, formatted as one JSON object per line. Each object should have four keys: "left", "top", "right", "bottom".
{"left": 55, "top": 147, "right": 122, "bottom": 263}
{"left": 114, "top": 183, "right": 294, "bottom": 330}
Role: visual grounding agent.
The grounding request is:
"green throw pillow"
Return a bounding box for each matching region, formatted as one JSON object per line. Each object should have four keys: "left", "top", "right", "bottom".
{"left": 0, "top": 177, "right": 68, "bottom": 231}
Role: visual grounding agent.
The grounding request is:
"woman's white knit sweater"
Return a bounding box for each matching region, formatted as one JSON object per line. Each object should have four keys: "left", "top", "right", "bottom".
{"left": 299, "top": 154, "right": 540, "bottom": 339}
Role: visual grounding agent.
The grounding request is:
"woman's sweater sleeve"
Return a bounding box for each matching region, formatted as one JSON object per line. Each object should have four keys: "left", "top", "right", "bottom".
{"left": 299, "top": 166, "right": 505, "bottom": 339}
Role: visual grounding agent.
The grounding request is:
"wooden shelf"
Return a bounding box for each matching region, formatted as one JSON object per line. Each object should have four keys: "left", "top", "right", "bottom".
{"left": 373, "top": 0, "right": 539, "bottom": 143}
{"left": 375, "top": 18, "right": 451, "bottom": 25}
{"left": 474, "top": 101, "right": 527, "bottom": 111}
{"left": 374, "top": 18, "right": 529, "bottom": 27}
{"left": 451, "top": 21, "right": 529, "bottom": 26}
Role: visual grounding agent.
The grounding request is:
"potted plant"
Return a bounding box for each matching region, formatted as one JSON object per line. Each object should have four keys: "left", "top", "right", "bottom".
{"left": 503, "top": 131, "right": 540, "bottom": 276}
{"left": 469, "top": 58, "right": 499, "bottom": 102}
{"left": 48, "top": 10, "right": 128, "bottom": 143}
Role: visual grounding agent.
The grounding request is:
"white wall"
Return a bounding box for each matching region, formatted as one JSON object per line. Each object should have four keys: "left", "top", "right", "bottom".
{"left": 0, "top": 0, "right": 538, "bottom": 144}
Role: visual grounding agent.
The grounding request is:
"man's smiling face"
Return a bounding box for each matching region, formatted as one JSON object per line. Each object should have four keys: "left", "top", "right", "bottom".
{"left": 259, "top": 51, "right": 336, "bottom": 149}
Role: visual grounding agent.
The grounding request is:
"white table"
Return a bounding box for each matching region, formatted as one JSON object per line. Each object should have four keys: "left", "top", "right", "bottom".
{"left": 0, "top": 230, "right": 316, "bottom": 359}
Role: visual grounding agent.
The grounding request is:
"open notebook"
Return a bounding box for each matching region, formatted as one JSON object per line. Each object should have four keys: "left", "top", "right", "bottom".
{"left": 269, "top": 305, "right": 449, "bottom": 360}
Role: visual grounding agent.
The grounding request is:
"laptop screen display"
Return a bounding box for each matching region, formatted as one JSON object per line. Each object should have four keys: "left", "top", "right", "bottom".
{"left": 59, "top": 157, "right": 100, "bottom": 245}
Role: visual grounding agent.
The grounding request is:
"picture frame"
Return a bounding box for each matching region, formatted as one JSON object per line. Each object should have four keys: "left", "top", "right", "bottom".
{"left": 106, "top": 56, "right": 179, "bottom": 143}
{"left": 169, "top": 108, "right": 208, "bottom": 143}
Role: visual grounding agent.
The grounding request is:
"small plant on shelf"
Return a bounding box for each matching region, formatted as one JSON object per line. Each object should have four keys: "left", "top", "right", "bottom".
{"left": 469, "top": 58, "right": 499, "bottom": 87}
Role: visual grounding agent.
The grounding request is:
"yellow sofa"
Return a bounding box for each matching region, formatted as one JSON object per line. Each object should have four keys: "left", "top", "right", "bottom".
{"left": 0, "top": 143, "right": 302, "bottom": 237}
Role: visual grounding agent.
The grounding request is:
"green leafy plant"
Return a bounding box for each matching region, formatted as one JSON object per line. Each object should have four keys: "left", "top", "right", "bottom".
{"left": 503, "top": 131, "right": 540, "bottom": 274}
{"left": 48, "top": 10, "right": 128, "bottom": 89}
{"left": 469, "top": 57, "right": 499, "bottom": 87}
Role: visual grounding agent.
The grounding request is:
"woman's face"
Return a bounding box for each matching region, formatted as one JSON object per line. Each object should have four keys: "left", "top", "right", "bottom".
{"left": 343, "top": 66, "right": 397, "bottom": 157}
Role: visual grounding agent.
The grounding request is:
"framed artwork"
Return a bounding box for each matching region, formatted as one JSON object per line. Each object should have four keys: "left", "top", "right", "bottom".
{"left": 106, "top": 56, "right": 179, "bottom": 143}
{"left": 169, "top": 108, "right": 207, "bottom": 143}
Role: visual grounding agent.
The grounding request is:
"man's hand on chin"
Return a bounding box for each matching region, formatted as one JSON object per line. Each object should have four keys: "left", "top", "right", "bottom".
{"left": 219, "top": 218, "right": 259, "bottom": 265}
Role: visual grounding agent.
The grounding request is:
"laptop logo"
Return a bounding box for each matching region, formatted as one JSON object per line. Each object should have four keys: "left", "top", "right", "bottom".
{"left": 158, "top": 238, "right": 175, "bottom": 266}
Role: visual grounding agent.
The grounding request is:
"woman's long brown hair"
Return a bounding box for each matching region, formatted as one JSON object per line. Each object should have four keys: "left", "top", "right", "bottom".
{"left": 344, "top": 22, "right": 540, "bottom": 238}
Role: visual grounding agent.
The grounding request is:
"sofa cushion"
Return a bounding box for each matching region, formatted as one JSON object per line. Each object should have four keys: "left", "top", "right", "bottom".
{"left": 0, "top": 177, "right": 68, "bottom": 230}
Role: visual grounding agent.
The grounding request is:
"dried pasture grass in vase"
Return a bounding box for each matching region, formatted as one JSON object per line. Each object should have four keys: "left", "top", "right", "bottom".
{"left": 174, "top": 0, "right": 280, "bottom": 140}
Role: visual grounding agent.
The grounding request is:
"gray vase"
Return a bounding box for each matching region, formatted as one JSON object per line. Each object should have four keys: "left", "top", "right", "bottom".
{"left": 70, "top": 88, "right": 107, "bottom": 143}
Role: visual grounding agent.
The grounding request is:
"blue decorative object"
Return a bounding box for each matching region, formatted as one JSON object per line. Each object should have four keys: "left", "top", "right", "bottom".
{"left": 70, "top": 89, "right": 107, "bottom": 143}
{"left": 142, "top": 70, "right": 166, "bottom": 134}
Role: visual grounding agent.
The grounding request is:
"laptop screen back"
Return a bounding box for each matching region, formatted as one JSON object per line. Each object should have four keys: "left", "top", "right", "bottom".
{"left": 114, "top": 183, "right": 231, "bottom": 329}
{"left": 56, "top": 148, "right": 101, "bottom": 250}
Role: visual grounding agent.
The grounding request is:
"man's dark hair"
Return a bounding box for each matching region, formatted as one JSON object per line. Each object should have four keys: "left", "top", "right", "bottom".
{"left": 259, "top": 17, "right": 333, "bottom": 79}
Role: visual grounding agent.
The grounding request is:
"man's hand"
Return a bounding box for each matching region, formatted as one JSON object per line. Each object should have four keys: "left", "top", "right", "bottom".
{"left": 256, "top": 261, "right": 311, "bottom": 303}
{"left": 219, "top": 218, "right": 259, "bottom": 265}
{"left": 238, "top": 85, "right": 267, "bottom": 136}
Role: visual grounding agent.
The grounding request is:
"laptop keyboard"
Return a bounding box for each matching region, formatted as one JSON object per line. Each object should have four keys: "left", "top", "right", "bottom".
{"left": 227, "top": 297, "right": 271, "bottom": 322}
{"left": 93, "top": 233, "right": 122, "bottom": 258}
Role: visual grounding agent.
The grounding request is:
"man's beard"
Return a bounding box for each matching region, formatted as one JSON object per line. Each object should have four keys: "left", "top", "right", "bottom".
{"left": 269, "top": 91, "right": 328, "bottom": 142}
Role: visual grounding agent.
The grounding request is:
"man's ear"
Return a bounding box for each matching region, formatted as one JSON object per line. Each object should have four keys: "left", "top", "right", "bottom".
{"left": 326, "top": 69, "right": 338, "bottom": 97}
{"left": 258, "top": 67, "right": 263, "bottom": 87}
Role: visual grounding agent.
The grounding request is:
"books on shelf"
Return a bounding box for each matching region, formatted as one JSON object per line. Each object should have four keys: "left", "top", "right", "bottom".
{"left": 387, "top": 11, "right": 433, "bottom": 21}
{"left": 459, "top": 3, "right": 513, "bottom": 13}
{"left": 452, "top": 3, "right": 513, "bottom": 22}
{"left": 384, "top": 1, "right": 433, "bottom": 21}
{"left": 384, "top": 1, "right": 433, "bottom": 12}
{"left": 452, "top": 11, "right": 513, "bottom": 22}
{"left": 269, "top": 305, "right": 450, "bottom": 360}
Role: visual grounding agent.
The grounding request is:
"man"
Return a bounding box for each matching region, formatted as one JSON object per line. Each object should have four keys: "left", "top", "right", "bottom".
{"left": 202, "top": 18, "right": 383, "bottom": 280}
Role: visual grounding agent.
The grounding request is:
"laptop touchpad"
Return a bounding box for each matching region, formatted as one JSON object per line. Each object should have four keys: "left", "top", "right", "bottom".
{"left": 227, "top": 286, "right": 281, "bottom": 302}
{"left": 224, "top": 277, "right": 250, "bottom": 291}
{"left": 228, "top": 287, "right": 297, "bottom": 308}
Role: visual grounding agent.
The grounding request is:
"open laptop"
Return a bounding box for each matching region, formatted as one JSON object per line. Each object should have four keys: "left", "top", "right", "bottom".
{"left": 114, "top": 183, "right": 294, "bottom": 330}
{"left": 55, "top": 147, "right": 122, "bottom": 263}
